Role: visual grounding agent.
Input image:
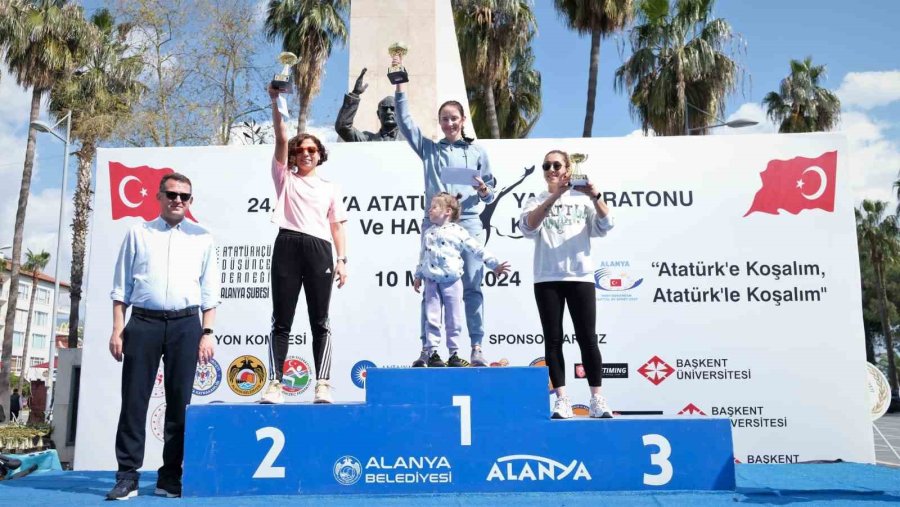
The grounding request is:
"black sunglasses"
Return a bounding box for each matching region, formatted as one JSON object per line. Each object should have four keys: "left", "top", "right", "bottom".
{"left": 164, "top": 191, "right": 192, "bottom": 202}
{"left": 542, "top": 161, "right": 564, "bottom": 171}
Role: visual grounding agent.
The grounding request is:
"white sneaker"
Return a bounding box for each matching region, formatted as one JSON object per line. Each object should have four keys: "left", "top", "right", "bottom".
{"left": 590, "top": 395, "right": 613, "bottom": 418}
{"left": 551, "top": 396, "right": 574, "bottom": 419}
{"left": 314, "top": 380, "right": 333, "bottom": 404}
{"left": 259, "top": 381, "right": 284, "bottom": 404}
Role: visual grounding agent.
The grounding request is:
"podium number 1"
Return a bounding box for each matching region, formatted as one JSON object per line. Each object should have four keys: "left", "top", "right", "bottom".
{"left": 642, "top": 434, "right": 673, "bottom": 486}
{"left": 254, "top": 427, "right": 286, "bottom": 479}
{"left": 452, "top": 395, "right": 472, "bottom": 446}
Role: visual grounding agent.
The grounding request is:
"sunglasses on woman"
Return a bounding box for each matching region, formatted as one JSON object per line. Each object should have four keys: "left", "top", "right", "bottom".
{"left": 542, "top": 161, "right": 564, "bottom": 171}
{"left": 164, "top": 191, "right": 192, "bottom": 201}
{"left": 294, "top": 146, "right": 319, "bottom": 155}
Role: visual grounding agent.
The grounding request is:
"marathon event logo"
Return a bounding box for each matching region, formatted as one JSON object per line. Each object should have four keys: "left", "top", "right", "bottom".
{"left": 637, "top": 355, "right": 751, "bottom": 385}
{"left": 744, "top": 151, "right": 837, "bottom": 217}
{"left": 486, "top": 455, "right": 591, "bottom": 481}
{"left": 193, "top": 358, "right": 222, "bottom": 396}
{"left": 282, "top": 356, "right": 312, "bottom": 396}
{"left": 594, "top": 261, "right": 642, "bottom": 302}
{"left": 351, "top": 360, "right": 377, "bottom": 389}
{"left": 227, "top": 355, "right": 267, "bottom": 396}
{"left": 333, "top": 455, "right": 452, "bottom": 485}
{"left": 150, "top": 402, "right": 166, "bottom": 442}
{"left": 574, "top": 362, "right": 628, "bottom": 380}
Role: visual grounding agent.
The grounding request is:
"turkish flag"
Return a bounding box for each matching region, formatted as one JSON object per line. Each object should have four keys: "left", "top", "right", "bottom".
{"left": 743, "top": 151, "right": 837, "bottom": 217}
{"left": 609, "top": 279, "right": 622, "bottom": 287}
{"left": 109, "top": 162, "right": 197, "bottom": 221}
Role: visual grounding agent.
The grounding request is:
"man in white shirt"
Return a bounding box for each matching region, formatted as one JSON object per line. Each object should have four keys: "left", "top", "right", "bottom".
{"left": 106, "top": 173, "right": 220, "bottom": 500}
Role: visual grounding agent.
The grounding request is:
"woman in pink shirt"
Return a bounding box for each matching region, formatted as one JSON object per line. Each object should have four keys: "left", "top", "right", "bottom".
{"left": 261, "top": 85, "right": 349, "bottom": 405}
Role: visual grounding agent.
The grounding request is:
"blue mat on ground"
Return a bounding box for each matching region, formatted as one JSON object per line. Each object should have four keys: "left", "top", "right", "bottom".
{"left": 2, "top": 463, "right": 899, "bottom": 506}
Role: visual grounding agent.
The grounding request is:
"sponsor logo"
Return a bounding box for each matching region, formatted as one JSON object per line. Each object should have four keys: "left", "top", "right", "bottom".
{"left": 744, "top": 454, "right": 800, "bottom": 464}
{"left": 637, "top": 356, "right": 675, "bottom": 385}
{"left": 151, "top": 364, "right": 165, "bottom": 398}
{"left": 226, "top": 355, "right": 267, "bottom": 396}
{"left": 282, "top": 356, "right": 312, "bottom": 396}
{"left": 572, "top": 404, "right": 589, "bottom": 417}
{"left": 594, "top": 261, "right": 642, "bottom": 302}
{"left": 638, "top": 356, "right": 752, "bottom": 385}
{"left": 351, "top": 360, "right": 377, "bottom": 389}
{"left": 193, "top": 358, "right": 222, "bottom": 396}
{"left": 744, "top": 151, "right": 836, "bottom": 217}
{"left": 486, "top": 455, "right": 591, "bottom": 481}
{"left": 678, "top": 403, "right": 706, "bottom": 415}
{"left": 574, "top": 362, "right": 628, "bottom": 380}
{"left": 151, "top": 402, "right": 166, "bottom": 442}
{"left": 334, "top": 456, "right": 362, "bottom": 485}
{"left": 335, "top": 456, "right": 453, "bottom": 485}
{"left": 489, "top": 358, "right": 509, "bottom": 367}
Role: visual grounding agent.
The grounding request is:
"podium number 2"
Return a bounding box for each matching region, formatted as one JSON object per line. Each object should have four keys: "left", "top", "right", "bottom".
{"left": 642, "top": 434, "right": 673, "bottom": 486}
{"left": 254, "top": 427, "right": 286, "bottom": 479}
{"left": 452, "top": 395, "right": 472, "bottom": 446}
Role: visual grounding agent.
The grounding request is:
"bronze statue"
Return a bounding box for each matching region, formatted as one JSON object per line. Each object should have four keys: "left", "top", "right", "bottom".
{"left": 335, "top": 68, "right": 404, "bottom": 142}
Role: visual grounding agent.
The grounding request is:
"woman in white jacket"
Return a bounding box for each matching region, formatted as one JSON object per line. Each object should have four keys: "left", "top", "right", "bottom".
{"left": 519, "top": 150, "right": 614, "bottom": 419}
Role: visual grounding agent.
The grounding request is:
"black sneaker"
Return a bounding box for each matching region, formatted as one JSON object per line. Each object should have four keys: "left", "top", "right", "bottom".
{"left": 447, "top": 352, "right": 470, "bottom": 367}
{"left": 106, "top": 478, "right": 138, "bottom": 500}
{"left": 412, "top": 349, "right": 430, "bottom": 367}
{"left": 154, "top": 482, "right": 181, "bottom": 498}
{"left": 427, "top": 351, "right": 446, "bottom": 367}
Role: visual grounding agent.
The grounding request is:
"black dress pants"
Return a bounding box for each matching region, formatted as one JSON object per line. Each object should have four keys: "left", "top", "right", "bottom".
{"left": 114, "top": 309, "right": 201, "bottom": 483}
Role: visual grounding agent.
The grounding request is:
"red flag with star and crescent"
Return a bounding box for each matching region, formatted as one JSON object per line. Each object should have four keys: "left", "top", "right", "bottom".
{"left": 109, "top": 162, "right": 197, "bottom": 221}
{"left": 743, "top": 151, "right": 837, "bottom": 217}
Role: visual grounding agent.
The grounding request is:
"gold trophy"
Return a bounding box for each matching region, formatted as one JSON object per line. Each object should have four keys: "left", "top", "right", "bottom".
{"left": 387, "top": 42, "right": 409, "bottom": 84}
{"left": 272, "top": 52, "right": 298, "bottom": 93}
{"left": 569, "top": 153, "right": 589, "bottom": 187}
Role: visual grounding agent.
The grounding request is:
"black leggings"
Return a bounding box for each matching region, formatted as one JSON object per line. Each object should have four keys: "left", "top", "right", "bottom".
{"left": 534, "top": 281, "right": 603, "bottom": 388}
{"left": 269, "top": 229, "right": 334, "bottom": 381}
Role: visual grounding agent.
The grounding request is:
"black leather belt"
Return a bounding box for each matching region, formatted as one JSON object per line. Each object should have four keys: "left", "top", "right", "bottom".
{"left": 132, "top": 306, "right": 199, "bottom": 319}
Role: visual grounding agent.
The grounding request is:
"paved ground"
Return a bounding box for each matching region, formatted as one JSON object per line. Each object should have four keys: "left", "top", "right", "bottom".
{"left": 873, "top": 411, "right": 900, "bottom": 466}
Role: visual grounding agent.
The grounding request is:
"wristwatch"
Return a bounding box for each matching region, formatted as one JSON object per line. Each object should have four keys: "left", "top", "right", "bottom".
{"left": 202, "top": 328, "right": 214, "bottom": 335}
{"left": 336, "top": 256, "right": 348, "bottom": 264}
{"left": 593, "top": 192, "right": 602, "bottom": 202}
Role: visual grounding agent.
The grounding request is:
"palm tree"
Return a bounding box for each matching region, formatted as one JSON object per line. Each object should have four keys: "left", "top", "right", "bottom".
{"left": 455, "top": 0, "right": 537, "bottom": 139}
{"left": 470, "top": 40, "right": 542, "bottom": 138}
{"left": 0, "top": 0, "right": 94, "bottom": 419}
{"left": 762, "top": 57, "right": 840, "bottom": 134}
{"left": 18, "top": 250, "right": 51, "bottom": 392}
{"left": 264, "top": 0, "right": 348, "bottom": 135}
{"left": 614, "top": 0, "right": 741, "bottom": 136}
{"left": 49, "top": 9, "right": 144, "bottom": 349}
{"left": 554, "top": 0, "right": 632, "bottom": 137}
{"left": 856, "top": 200, "right": 900, "bottom": 399}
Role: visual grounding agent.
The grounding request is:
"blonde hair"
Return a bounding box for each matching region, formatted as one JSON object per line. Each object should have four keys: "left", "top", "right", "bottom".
{"left": 432, "top": 192, "right": 462, "bottom": 221}
{"left": 544, "top": 149, "right": 571, "bottom": 168}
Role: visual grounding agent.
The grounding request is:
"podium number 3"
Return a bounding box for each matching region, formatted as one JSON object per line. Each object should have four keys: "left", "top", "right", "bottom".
{"left": 254, "top": 427, "right": 286, "bottom": 479}
{"left": 452, "top": 395, "right": 472, "bottom": 446}
{"left": 642, "top": 434, "right": 673, "bottom": 486}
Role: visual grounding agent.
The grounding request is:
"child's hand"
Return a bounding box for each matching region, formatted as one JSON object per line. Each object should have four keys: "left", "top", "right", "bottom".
{"left": 413, "top": 277, "right": 422, "bottom": 293}
{"left": 493, "top": 261, "right": 511, "bottom": 275}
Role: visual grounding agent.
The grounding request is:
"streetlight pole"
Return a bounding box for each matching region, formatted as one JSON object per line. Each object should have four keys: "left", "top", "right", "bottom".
{"left": 30, "top": 110, "right": 71, "bottom": 420}
{"left": 684, "top": 102, "right": 758, "bottom": 135}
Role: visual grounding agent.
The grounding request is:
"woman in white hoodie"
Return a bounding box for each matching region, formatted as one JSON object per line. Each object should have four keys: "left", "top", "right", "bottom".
{"left": 519, "top": 150, "right": 614, "bottom": 419}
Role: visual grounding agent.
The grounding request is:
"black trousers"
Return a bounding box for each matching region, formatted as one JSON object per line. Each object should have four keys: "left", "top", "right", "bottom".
{"left": 534, "top": 281, "right": 603, "bottom": 388}
{"left": 9, "top": 408, "right": 18, "bottom": 421}
{"left": 114, "top": 309, "right": 201, "bottom": 483}
{"left": 269, "top": 229, "right": 334, "bottom": 381}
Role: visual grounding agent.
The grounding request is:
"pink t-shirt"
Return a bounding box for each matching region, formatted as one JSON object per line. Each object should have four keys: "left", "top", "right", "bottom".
{"left": 271, "top": 157, "right": 347, "bottom": 243}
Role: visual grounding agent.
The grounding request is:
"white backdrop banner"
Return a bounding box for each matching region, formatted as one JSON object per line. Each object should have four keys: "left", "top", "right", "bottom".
{"left": 75, "top": 133, "right": 874, "bottom": 470}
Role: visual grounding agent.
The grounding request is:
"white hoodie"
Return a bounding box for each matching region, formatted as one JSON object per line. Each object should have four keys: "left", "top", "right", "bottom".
{"left": 518, "top": 191, "right": 614, "bottom": 283}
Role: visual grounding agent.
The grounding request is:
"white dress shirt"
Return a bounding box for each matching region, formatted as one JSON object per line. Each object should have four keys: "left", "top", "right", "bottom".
{"left": 110, "top": 217, "right": 221, "bottom": 311}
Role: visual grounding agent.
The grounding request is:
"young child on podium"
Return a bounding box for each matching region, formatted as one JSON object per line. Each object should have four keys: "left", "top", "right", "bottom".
{"left": 412, "top": 193, "right": 510, "bottom": 367}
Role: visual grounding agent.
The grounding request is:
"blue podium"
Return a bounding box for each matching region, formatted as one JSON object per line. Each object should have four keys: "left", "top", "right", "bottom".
{"left": 182, "top": 367, "right": 734, "bottom": 497}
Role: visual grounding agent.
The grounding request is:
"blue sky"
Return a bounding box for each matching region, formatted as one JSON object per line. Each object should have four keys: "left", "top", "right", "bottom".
{"left": 1, "top": 0, "right": 899, "bottom": 281}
